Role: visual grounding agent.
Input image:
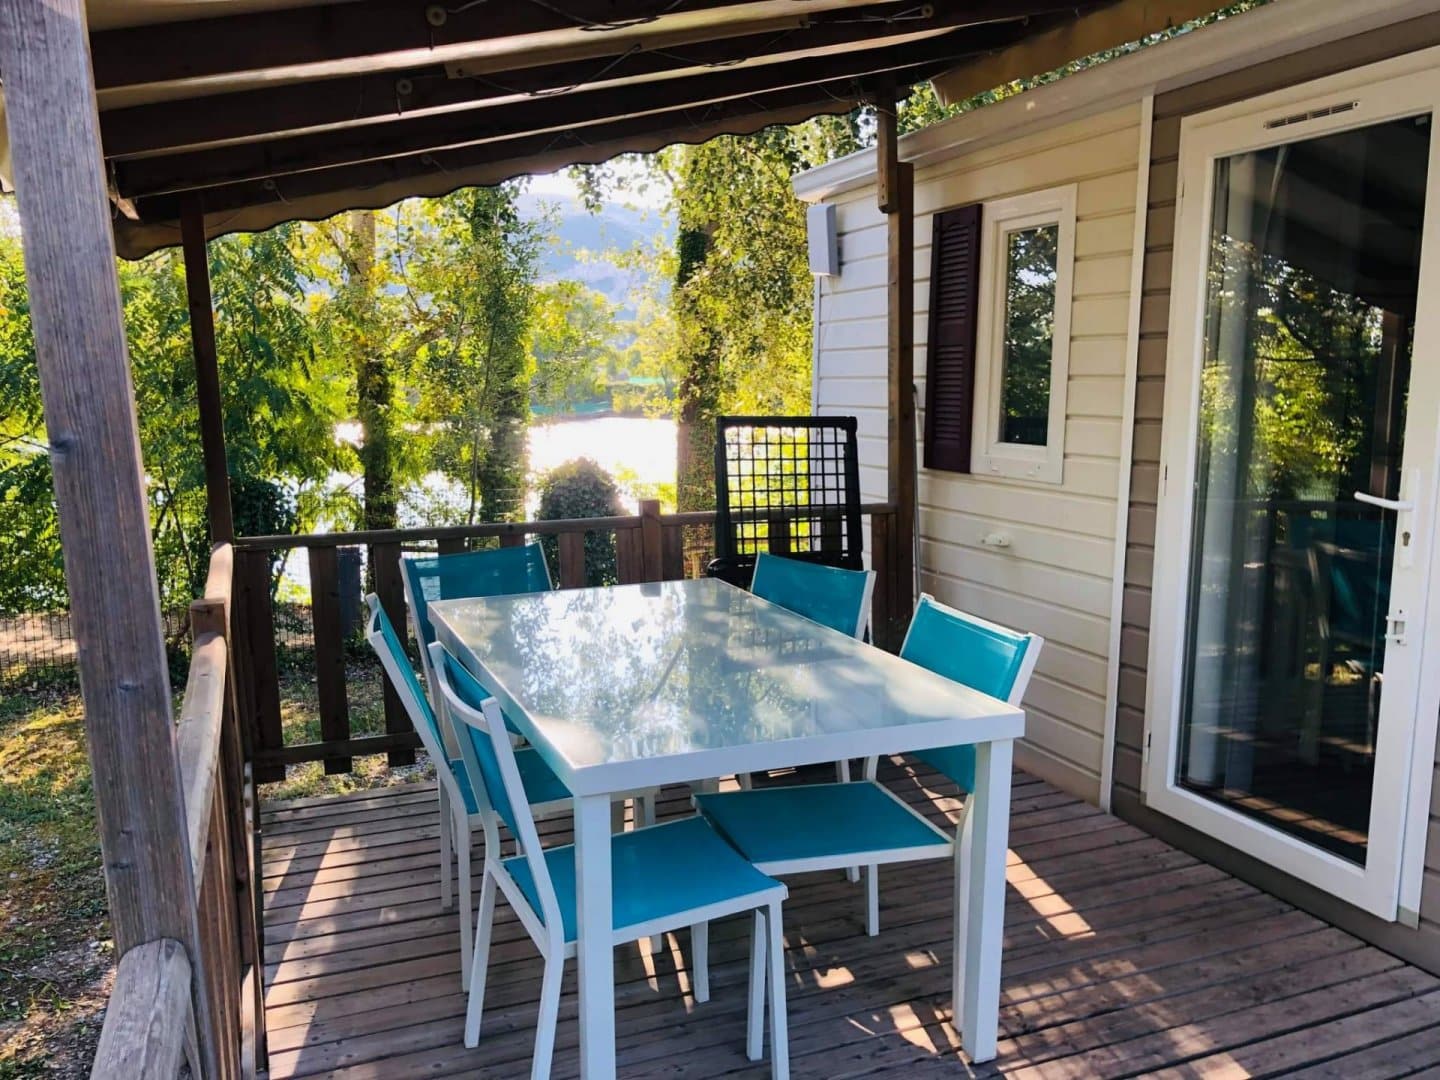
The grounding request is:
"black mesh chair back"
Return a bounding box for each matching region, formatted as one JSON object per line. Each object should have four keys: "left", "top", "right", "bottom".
{"left": 708, "top": 416, "right": 864, "bottom": 587}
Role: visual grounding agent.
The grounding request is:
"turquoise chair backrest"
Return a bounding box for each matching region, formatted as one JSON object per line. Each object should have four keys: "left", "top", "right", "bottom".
{"left": 436, "top": 648, "right": 520, "bottom": 836}
{"left": 401, "top": 544, "right": 553, "bottom": 651}
{"left": 902, "top": 595, "right": 1040, "bottom": 794}
{"left": 365, "top": 598, "right": 449, "bottom": 770}
{"left": 750, "top": 551, "right": 874, "bottom": 639}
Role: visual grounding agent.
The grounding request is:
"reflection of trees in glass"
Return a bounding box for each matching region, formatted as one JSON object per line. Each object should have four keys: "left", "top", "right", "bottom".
{"left": 999, "top": 225, "right": 1058, "bottom": 446}
{"left": 467, "top": 583, "right": 845, "bottom": 758}
{"left": 1200, "top": 232, "right": 1386, "bottom": 505}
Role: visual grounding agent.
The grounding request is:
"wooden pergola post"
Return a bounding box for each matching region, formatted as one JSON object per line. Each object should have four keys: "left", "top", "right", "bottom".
{"left": 180, "top": 194, "right": 236, "bottom": 544}
{"left": 0, "top": 0, "right": 219, "bottom": 1074}
{"left": 876, "top": 91, "right": 917, "bottom": 648}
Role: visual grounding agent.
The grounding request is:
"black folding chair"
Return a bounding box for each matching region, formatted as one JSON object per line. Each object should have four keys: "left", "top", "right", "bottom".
{"left": 707, "top": 416, "right": 864, "bottom": 588}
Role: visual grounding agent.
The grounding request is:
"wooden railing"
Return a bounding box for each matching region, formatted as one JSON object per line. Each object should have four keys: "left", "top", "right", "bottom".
{"left": 90, "top": 543, "right": 265, "bottom": 1078}
{"left": 233, "top": 500, "right": 902, "bottom": 781}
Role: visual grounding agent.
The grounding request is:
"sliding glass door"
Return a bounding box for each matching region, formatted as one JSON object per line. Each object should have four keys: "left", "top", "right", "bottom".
{"left": 1148, "top": 62, "right": 1440, "bottom": 918}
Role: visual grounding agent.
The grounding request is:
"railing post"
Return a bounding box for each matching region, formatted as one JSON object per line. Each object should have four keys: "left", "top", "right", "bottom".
{"left": 640, "top": 499, "right": 665, "bottom": 582}
{"left": 191, "top": 545, "right": 267, "bottom": 1071}
{"left": 558, "top": 531, "right": 588, "bottom": 589}
{"left": 0, "top": 2, "right": 224, "bottom": 1073}
{"left": 309, "top": 547, "right": 353, "bottom": 775}
{"left": 234, "top": 548, "right": 285, "bottom": 784}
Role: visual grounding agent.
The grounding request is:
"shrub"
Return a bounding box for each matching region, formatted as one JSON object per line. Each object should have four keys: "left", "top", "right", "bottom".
{"left": 535, "top": 459, "right": 624, "bottom": 586}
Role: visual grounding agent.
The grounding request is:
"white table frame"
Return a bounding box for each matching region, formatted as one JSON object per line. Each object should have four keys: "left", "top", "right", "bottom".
{"left": 432, "top": 580, "right": 1022, "bottom": 1077}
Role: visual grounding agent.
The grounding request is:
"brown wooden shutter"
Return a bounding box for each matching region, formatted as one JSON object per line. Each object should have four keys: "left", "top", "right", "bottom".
{"left": 923, "top": 203, "right": 981, "bottom": 473}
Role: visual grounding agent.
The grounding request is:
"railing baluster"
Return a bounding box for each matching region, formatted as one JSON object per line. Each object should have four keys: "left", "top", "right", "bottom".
{"left": 558, "top": 531, "right": 587, "bottom": 589}
{"left": 308, "top": 547, "right": 352, "bottom": 775}
{"left": 369, "top": 542, "right": 414, "bottom": 767}
{"left": 640, "top": 499, "right": 664, "bottom": 582}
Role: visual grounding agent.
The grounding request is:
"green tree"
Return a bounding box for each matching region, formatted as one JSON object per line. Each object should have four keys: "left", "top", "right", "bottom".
{"left": 402, "top": 185, "right": 544, "bottom": 524}
{"left": 529, "top": 281, "right": 614, "bottom": 413}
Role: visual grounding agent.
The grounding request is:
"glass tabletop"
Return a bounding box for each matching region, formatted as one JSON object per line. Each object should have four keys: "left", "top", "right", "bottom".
{"left": 430, "top": 577, "right": 1023, "bottom": 794}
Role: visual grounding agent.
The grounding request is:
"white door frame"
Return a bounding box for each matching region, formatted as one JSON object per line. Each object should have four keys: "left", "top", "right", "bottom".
{"left": 1144, "top": 48, "right": 1440, "bottom": 921}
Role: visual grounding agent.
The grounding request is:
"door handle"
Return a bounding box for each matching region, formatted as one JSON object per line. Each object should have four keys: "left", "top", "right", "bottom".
{"left": 1354, "top": 490, "right": 1414, "bottom": 512}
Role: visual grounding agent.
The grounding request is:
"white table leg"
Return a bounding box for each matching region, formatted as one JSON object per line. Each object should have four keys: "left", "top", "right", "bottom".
{"left": 575, "top": 793, "right": 616, "bottom": 1080}
{"left": 959, "top": 738, "right": 1012, "bottom": 1064}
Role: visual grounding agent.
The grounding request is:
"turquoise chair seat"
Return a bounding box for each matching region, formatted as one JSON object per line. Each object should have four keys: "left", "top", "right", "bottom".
{"left": 503, "top": 816, "right": 782, "bottom": 943}
{"left": 695, "top": 782, "right": 952, "bottom": 870}
{"left": 448, "top": 748, "right": 570, "bottom": 816}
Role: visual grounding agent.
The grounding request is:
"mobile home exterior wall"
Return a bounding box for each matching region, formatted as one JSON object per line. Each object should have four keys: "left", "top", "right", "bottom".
{"left": 812, "top": 103, "right": 1146, "bottom": 803}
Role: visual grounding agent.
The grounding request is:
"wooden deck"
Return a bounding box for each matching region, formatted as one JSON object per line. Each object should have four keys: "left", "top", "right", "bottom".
{"left": 259, "top": 763, "right": 1440, "bottom": 1079}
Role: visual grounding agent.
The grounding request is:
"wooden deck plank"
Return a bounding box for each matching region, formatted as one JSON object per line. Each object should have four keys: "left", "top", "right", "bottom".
{"left": 258, "top": 769, "right": 1440, "bottom": 1078}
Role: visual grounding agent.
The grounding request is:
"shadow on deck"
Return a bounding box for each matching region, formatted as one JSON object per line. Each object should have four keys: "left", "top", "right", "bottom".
{"left": 258, "top": 762, "right": 1440, "bottom": 1078}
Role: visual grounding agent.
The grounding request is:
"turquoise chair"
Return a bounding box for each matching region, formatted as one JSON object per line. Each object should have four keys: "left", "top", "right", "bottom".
{"left": 742, "top": 552, "right": 876, "bottom": 791}
{"left": 429, "top": 642, "right": 792, "bottom": 1080}
{"left": 750, "top": 551, "right": 876, "bottom": 640}
{"left": 399, "top": 543, "right": 553, "bottom": 714}
{"left": 398, "top": 544, "right": 658, "bottom": 921}
{"left": 695, "top": 593, "right": 1042, "bottom": 937}
{"left": 364, "top": 595, "right": 570, "bottom": 990}
{"left": 398, "top": 544, "right": 561, "bottom": 921}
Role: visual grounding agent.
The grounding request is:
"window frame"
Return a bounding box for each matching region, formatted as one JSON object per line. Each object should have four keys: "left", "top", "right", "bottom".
{"left": 969, "top": 185, "right": 1077, "bottom": 484}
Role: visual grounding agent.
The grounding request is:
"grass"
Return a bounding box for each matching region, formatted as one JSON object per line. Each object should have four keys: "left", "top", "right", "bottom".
{"left": 0, "top": 688, "right": 110, "bottom": 1079}
{"left": 264, "top": 654, "right": 437, "bottom": 802}
{"left": 0, "top": 654, "right": 429, "bottom": 1076}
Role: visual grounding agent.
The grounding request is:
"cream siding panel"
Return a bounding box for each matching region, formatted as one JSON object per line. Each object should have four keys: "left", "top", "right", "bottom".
{"left": 813, "top": 102, "right": 1143, "bottom": 799}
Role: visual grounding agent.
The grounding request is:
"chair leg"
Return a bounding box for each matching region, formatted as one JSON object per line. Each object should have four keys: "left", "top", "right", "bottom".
{"left": 766, "top": 902, "right": 790, "bottom": 1080}
{"left": 640, "top": 796, "right": 661, "bottom": 953}
{"left": 953, "top": 800, "right": 972, "bottom": 1021}
{"left": 835, "top": 766, "right": 852, "bottom": 881}
{"left": 531, "top": 952, "right": 565, "bottom": 1080}
{"left": 837, "top": 758, "right": 860, "bottom": 883}
{"left": 457, "top": 812, "right": 473, "bottom": 988}
{"left": 438, "top": 784, "right": 454, "bottom": 911}
{"left": 865, "top": 864, "right": 880, "bottom": 937}
{"left": 746, "top": 910, "right": 766, "bottom": 1062}
{"left": 691, "top": 922, "right": 710, "bottom": 1004}
{"left": 463, "top": 867, "right": 498, "bottom": 1048}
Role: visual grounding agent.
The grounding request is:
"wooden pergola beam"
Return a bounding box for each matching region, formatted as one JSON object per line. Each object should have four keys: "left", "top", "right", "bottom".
{"left": 99, "top": 1, "right": 1062, "bottom": 158}
{"left": 0, "top": 0, "right": 220, "bottom": 1073}
{"left": 875, "top": 92, "right": 916, "bottom": 642}
{"left": 132, "top": 78, "right": 887, "bottom": 221}
{"left": 115, "top": 36, "right": 981, "bottom": 199}
{"left": 89, "top": 0, "right": 910, "bottom": 92}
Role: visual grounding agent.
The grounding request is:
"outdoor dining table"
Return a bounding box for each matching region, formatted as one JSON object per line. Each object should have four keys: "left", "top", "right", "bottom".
{"left": 430, "top": 576, "right": 1024, "bottom": 1078}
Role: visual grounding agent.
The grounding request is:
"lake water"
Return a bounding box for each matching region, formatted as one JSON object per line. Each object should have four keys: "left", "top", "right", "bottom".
{"left": 283, "top": 415, "right": 677, "bottom": 595}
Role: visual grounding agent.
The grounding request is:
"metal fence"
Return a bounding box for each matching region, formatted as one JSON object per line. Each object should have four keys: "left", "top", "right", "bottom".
{"left": 0, "top": 601, "right": 327, "bottom": 693}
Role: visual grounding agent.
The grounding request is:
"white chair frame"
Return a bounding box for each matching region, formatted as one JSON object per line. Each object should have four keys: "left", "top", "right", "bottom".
{"left": 429, "top": 642, "right": 791, "bottom": 1080}
{"left": 858, "top": 594, "right": 1044, "bottom": 935}
{"left": 396, "top": 557, "right": 657, "bottom": 927}
{"left": 366, "top": 595, "right": 573, "bottom": 989}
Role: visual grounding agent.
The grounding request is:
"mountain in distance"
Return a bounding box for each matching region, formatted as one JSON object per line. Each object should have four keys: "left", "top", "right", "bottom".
{"left": 517, "top": 190, "right": 674, "bottom": 322}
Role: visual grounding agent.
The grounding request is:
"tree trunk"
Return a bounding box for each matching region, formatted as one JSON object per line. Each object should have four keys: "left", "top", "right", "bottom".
{"left": 350, "top": 210, "right": 396, "bottom": 533}
{"left": 674, "top": 226, "right": 720, "bottom": 517}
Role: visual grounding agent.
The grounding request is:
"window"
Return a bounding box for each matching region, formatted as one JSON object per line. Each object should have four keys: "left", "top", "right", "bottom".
{"left": 971, "top": 187, "right": 1075, "bottom": 483}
